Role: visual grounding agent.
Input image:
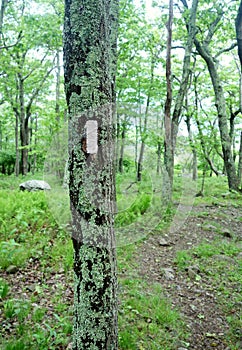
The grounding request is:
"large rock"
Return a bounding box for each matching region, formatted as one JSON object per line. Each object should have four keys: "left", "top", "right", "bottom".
{"left": 19, "top": 180, "right": 51, "bottom": 192}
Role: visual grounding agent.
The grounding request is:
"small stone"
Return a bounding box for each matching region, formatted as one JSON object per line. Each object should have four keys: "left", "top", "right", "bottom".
{"left": 190, "top": 304, "right": 197, "bottom": 311}
{"left": 221, "top": 229, "right": 233, "bottom": 238}
{"left": 6, "top": 265, "right": 18, "bottom": 274}
{"left": 221, "top": 192, "right": 230, "bottom": 197}
{"left": 26, "top": 285, "right": 35, "bottom": 292}
{"left": 162, "top": 268, "right": 175, "bottom": 280}
{"left": 158, "top": 238, "right": 170, "bottom": 246}
{"left": 187, "top": 265, "right": 200, "bottom": 279}
{"left": 187, "top": 268, "right": 197, "bottom": 279}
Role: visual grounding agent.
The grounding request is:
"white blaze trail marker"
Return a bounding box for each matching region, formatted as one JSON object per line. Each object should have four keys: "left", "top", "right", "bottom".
{"left": 86, "top": 120, "right": 98, "bottom": 154}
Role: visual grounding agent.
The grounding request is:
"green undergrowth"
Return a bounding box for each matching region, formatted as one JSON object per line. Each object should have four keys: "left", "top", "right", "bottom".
{"left": 115, "top": 171, "right": 152, "bottom": 227}
{"left": 174, "top": 239, "right": 242, "bottom": 348}
{"left": 0, "top": 173, "right": 188, "bottom": 350}
{"left": 117, "top": 244, "right": 189, "bottom": 349}
{"left": 194, "top": 175, "right": 242, "bottom": 207}
{"left": 0, "top": 188, "right": 67, "bottom": 271}
{"left": 0, "top": 173, "right": 242, "bottom": 349}
{"left": 118, "top": 279, "right": 189, "bottom": 350}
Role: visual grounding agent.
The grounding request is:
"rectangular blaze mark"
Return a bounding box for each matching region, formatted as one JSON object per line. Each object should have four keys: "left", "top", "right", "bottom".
{"left": 86, "top": 120, "right": 98, "bottom": 154}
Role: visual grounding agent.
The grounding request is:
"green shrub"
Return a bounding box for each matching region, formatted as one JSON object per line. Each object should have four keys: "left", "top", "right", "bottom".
{"left": 0, "top": 239, "right": 28, "bottom": 269}
{"left": 0, "top": 278, "right": 9, "bottom": 299}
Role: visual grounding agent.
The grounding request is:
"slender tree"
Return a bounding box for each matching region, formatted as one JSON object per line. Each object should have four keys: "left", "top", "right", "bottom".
{"left": 193, "top": 6, "right": 240, "bottom": 190}
{"left": 63, "top": 1, "right": 119, "bottom": 349}
{"left": 163, "top": 0, "right": 198, "bottom": 193}
{"left": 0, "top": 0, "right": 8, "bottom": 34}
{"left": 236, "top": 0, "right": 242, "bottom": 111}
{"left": 163, "top": 0, "right": 173, "bottom": 199}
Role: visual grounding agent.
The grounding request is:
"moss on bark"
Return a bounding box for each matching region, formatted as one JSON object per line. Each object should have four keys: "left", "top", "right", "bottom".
{"left": 63, "top": 1, "right": 119, "bottom": 349}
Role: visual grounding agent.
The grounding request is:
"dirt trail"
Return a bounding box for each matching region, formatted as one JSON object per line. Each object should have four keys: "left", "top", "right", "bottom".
{"left": 137, "top": 204, "right": 242, "bottom": 350}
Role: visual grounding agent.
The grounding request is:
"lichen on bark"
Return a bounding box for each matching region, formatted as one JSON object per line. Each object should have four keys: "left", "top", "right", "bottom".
{"left": 63, "top": 1, "right": 119, "bottom": 349}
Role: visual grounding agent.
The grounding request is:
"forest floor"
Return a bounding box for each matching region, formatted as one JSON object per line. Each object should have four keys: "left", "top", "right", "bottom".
{"left": 0, "top": 178, "right": 242, "bottom": 349}
{"left": 137, "top": 202, "right": 242, "bottom": 350}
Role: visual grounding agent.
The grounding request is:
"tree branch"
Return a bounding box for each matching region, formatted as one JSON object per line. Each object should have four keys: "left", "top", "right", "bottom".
{"left": 204, "top": 11, "right": 224, "bottom": 46}
{"left": 215, "top": 42, "right": 237, "bottom": 58}
{"left": 26, "top": 64, "right": 55, "bottom": 119}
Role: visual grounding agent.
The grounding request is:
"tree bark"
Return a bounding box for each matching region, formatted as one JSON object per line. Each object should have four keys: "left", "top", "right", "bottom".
{"left": 14, "top": 112, "right": 19, "bottom": 177}
{"left": 55, "top": 50, "right": 61, "bottom": 123}
{"left": 185, "top": 111, "right": 197, "bottom": 181}
{"left": 236, "top": 1, "right": 242, "bottom": 111}
{"left": 0, "top": 0, "right": 8, "bottom": 34}
{"left": 18, "top": 72, "right": 29, "bottom": 175}
{"left": 63, "top": 1, "right": 119, "bottom": 349}
{"left": 238, "top": 131, "right": 242, "bottom": 184}
{"left": 137, "top": 55, "right": 155, "bottom": 182}
{"left": 163, "top": 0, "right": 173, "bottom": 197}
{"left": 118, "top": 118, "right": 127, "bottom": 173}
{"left": 137, "top": 95, "right": 150, "bottom": 182}
{"left": 156, "top": 141, "right": 162, "bottom": 175}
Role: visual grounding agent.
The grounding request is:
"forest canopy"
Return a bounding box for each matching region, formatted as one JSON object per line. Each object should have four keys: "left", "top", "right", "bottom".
{"left": 0, "top": 0, "right": 241, "bottom": 192}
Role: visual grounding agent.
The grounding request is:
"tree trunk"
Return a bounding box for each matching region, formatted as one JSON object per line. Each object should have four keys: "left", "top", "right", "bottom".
{"left": 156, "top": 141, "right": 162, "bottom": 175}
{"left": 135, "top": 116, "right": 138, "bottom": 171}
{"left": 0, "top": 0, "right": 8, "bottom": 34}
{"left": 238, "top": 131, "right": 242, "bottom": 184}
{"left": 168, "top": 0, "right": 198, "bottom": 188}
{"left": 163, "top": 0, "right": 173, "bottom": 197}
{"left": 116, "top": 112, "right": 120, "bottom": 171}
{"left": 55, "top": 50, "right": 61, "bottom": 124}
{"left": 185, "top": 112, "right": 197, "bottom": 181}
{"left": 15, "top": 112, "right": 19, "bottom": 177}
{"left": 194, "top": 39, "right": 240, "bottom": 190}
{"left": 18, "top": 74, "right": 29, "bottom": 175}
{"left": 33, "top": 114, "right": 38, "bottom": 173}
{"left": 194, "top": 112, "right": 219, "bottom": 176}
{"left": 0, "top": 121, "right": 2, "bottom": 151}
{"left": 137, "top": 55, "right": 154, "bottom": 182}
{"left": 63, "top": 1, "right": 119, "bottom": 349}
{"left": 236, "top": 1, "right": 242, "bottom": 111}
{"left": 118, "top": 119, "right": 126, "bottom": 173}
{"left": 137, "top": 140, "right": 145, "bottom": 182}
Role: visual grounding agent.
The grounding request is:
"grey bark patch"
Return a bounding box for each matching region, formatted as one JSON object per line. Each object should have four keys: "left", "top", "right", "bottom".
{"left": 19, "top": 180, "right": 51, "bottom": 191}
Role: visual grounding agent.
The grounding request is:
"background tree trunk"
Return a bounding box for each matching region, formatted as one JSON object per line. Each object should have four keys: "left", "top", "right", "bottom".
{"left": 238, "top": 131, "right": 242, "bottom": 184}
{"left": 14, "top": 112, "right": 19, "bottom": 177}
{"left": 0, "top": 0, "right": 8, "bottom": 34}
{"left": 169, "top": 0, "right": 198, "bottom": 188}
{"left": 194, "top": 38, "right": 240, "bottom": 190}
{"left": 137, "top": 56, "right": 154, "bottom": 182}
{"left": 163, "top": 0, "right": 173, "bottom": 198}
{"left": 236, "top": 1, "right": 242, "bottom": 111}
{"left": 118, "top": 118, "right": 127, "bottom": 173}
{"left": 63, "top": 1, "right": 119, "bottom": 349}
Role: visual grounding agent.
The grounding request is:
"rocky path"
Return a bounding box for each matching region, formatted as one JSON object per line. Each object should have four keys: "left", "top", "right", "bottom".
{"left": 137, "top": 204, "right": 242, "bottom": 350}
